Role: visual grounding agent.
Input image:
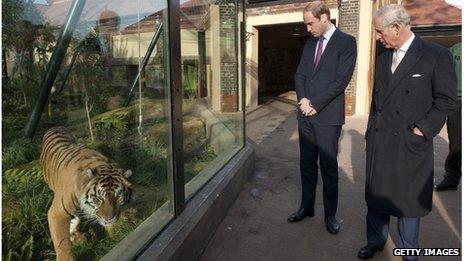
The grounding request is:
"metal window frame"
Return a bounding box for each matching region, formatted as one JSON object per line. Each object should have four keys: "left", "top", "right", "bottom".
{"left": 239, "top": 0, "right": 247, "bottom": 147}
{"left": 168, "top": 0, "right": 186, "bottom": 216}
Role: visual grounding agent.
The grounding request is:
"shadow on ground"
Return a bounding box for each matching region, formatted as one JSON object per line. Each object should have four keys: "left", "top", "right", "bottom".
{"left": 200, "top": 96, "right": 461, "bottom": 261}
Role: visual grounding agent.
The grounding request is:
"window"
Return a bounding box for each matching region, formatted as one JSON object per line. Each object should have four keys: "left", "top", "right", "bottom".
{"left": 180, "top": 0, "right": 244, "bottom": 199}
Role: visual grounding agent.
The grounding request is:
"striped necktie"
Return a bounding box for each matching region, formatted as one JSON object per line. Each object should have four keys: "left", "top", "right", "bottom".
{"left": 391, "top": 49, "right": 400, "bottom": 73}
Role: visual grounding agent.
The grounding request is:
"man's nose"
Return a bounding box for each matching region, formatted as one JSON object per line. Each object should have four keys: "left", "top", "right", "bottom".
{"left": 375, "top": 33, "right": 381, "bottom": 41}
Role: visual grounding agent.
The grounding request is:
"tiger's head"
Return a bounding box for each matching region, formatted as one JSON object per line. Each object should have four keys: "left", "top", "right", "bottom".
{"left": 80, "top": 166, "right": 132, "bottom": 226}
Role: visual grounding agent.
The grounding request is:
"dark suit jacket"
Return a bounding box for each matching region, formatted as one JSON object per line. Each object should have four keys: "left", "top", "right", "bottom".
{"left": 365, "top": 36, "right": 458, "bottom": 217}
{"left": 294, "top": 28, "right": 357, "bottom": 125}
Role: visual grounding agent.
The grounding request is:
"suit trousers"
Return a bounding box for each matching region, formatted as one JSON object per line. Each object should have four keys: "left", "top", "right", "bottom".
{"left": 444, "top": 100, "right": 461, "bottom": 185}
{"left": 366, "top": 208, "right": 420, "bottom": 260}
{"left": 298, "top": 119, "right": 341, "bottom": 220}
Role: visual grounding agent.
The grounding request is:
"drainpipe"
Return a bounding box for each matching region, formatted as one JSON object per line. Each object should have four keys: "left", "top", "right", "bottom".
{"left": 123, "top": 23, "right": 163, "bottom": 107}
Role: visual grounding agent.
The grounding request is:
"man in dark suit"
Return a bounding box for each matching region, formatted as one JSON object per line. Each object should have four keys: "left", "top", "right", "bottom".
{"left": 287, "top": 1, "right": 356, "bottom": 235}
{"left": 358, "top": 4, "right": 457, "bottom": 260}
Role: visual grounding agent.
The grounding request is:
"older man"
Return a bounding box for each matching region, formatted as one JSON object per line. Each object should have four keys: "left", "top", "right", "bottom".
{"left": 359, "top": 4, "right": 457, "bottom": 260}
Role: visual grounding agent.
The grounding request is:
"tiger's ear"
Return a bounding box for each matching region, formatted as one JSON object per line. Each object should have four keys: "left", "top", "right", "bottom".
{"left": 86, "top": 168, "right": 96, "bottom": 178}
{"left": 123, "top": 170, "right": 132, "bottom": 178}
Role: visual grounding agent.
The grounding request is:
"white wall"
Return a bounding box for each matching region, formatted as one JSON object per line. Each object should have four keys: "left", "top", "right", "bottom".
{"left": 354, "top": 0, "right": 374, "bottom": 115}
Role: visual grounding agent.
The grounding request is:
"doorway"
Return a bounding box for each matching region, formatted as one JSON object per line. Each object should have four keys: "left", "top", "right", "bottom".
{"left": 257, "top": 22, "right": 310, "bottom": 104}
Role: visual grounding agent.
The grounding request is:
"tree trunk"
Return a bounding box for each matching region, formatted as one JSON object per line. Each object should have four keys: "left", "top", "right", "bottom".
{"left": 48, "top": 99, "right": 52, "bottom": 117}
{"left": 84, "top": 87, "right": 94, "bottom": 142}
{"left": 23, "top": 89, "right": 27, "bottom": 106}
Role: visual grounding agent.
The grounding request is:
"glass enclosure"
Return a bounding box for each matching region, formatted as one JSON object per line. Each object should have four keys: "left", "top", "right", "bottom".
{"left": 2, "top": 0, "right": 243, "bottom": 260}
{"left": 179, "top": 0, "right": 243, "bottom": 199}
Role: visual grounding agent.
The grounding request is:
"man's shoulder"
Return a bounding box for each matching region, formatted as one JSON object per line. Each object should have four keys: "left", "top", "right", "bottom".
{"left": 420, "top": 37, "right": 448, "bottom": 54}
{"left": 303, "top": 37, "right": 317, "bottom": 47}
{"left": 377, "top": 49, "right": 390, "bottom": 61}
{"left": 335, "top": 28, "right": 355, "bottom": 42}
{"left": 305, "top": 37, "right": 317, "bottom": 44}
{"left": 412, "top": 37, "right": 454, "bottom": 66}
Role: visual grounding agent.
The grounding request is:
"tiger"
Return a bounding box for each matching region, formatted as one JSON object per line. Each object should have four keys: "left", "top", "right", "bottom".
{"left": 40, "top": 126, "right": 132, "bottom": 261}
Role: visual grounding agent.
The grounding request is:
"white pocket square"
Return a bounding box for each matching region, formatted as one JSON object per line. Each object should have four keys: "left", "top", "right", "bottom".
{"left": 411, "top": 74, "right": 422, "bottom": 78}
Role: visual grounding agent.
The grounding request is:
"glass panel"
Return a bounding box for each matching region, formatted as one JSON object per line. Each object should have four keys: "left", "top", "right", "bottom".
{"left": 2, "top": 0, "right": 173, "bottom": 260}
{"left": 179, "top": 0, "right": 244, "bottom": 199}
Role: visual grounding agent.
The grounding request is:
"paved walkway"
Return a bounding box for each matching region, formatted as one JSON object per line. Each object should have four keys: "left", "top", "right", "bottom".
{"left": 200, "top": 92, "right": 461, "bottom": 261}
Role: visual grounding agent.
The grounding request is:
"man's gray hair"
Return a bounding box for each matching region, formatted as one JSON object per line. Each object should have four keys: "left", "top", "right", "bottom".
{"left": 374, "top": 4, "right": 411, "bottom": 28}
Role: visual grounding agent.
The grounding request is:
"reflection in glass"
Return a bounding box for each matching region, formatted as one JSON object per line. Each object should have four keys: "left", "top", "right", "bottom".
{"left": 179, "top": 0, "right": 244, "bottom": 199}
{"left": 2, "top": 0, "right": 173, "bottom": 260}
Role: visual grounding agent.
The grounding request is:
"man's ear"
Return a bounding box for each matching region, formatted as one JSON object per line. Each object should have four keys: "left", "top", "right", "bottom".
{"left": 320, "top": 14, "right": 328, "bottom": 23}
{"left": 393, "top": 23, "right": 402, "bottom": 33}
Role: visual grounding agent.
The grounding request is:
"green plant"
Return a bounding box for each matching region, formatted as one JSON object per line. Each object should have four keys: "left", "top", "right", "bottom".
{"left": 113, "top": 140, "right": 168, "bottom": 187}
{"left": 2, "top": 116, "right": 28, "bottom": 146}
{"left": 184, "top": 145, "right": 217, "bottom": 182}
{"left": 2, "top": 162, "right": 54, "bottom": 260}
{"left": 2, "top": 138, "right": 40, "bottom": 170}
{"left": 182, "top": 62, "right": 198, "bottom": 99}
{"left": 93, "top": 113, "right": 130, "bottom": 142}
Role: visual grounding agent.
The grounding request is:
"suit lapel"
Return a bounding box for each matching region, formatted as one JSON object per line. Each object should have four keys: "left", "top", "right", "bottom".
{"left": 307, "top": 39, "right": 317, "bottom": 75}
{"left": 385, "top": 50, "right": 393, "bottom": 77}
{"left": 381, "top": 37, "right": 425, "bottom": 106}
{"left": 310, "top": 29, "right": 340, "bottom": 79}
{"left": 375, "top": 52, "right": 390, "bottom": 105}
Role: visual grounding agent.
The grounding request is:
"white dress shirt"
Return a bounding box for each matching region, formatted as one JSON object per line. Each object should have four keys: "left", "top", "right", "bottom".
{"left": 314, "top": 24, "right": 336, "bottom": 57}
{"left": 391, "top": 33, "right": 415, "bottom": 73}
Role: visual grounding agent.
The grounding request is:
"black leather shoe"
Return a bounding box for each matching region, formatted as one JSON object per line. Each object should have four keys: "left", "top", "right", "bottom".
{"left": 287, "top": 208, "right": 314, "bottom": 223}
{"left": 325, "top": 217, "right": 340, "bottom": 234}
{"left": 434, "top": 178, "right": 458, "bottom": 191}
{"left": 357, "top": 245, "right": 384, "bottom": 259}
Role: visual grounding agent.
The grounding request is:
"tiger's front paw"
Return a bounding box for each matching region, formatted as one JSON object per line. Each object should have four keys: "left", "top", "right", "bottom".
{"left": 70, "top": 231, "right": 86, "bottom": 245}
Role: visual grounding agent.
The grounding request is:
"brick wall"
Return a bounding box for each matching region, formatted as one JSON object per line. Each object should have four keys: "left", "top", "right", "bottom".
{"left": 338, "top": 0, "right": 359, "bottom": 116}
{"left": 220, "top": 3, "right": 239, "bottom": 112}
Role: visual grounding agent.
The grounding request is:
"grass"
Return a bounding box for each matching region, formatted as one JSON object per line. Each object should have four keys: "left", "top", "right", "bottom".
{"left": 2, "top": 138, "right": 41, "bottom": 170}
{"left": 2, "top": 161, "right": 54, "bottom": 260}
